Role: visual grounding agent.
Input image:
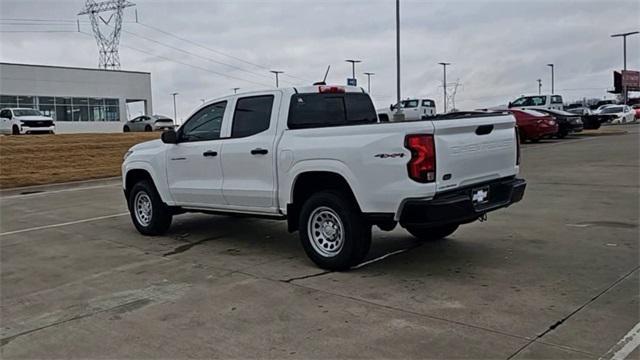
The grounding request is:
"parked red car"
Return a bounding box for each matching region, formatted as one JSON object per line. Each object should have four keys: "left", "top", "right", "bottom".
{"left": 509, "top": 109, "right": 559, "bottom": 142}
{"left": 632, "top": 104, "right": 640, "bottom": 120}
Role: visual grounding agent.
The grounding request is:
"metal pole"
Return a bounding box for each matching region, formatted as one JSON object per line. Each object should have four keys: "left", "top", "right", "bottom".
{"left": 345, "top": 60, "right": 362, "bottom": 84}
{"left": 547, "top": 64, "right": 554, "bottom": 94}
{"left": 611, "top": 32, "right": 638, "bottom": 104}
{"left": 233, "top": 87, "right": 240, "bottom": 94}
{"left": 439, "top": 62, "right": 450, "bottom": 113}
{"left": 394, "top": 0, "right": 403, "bottom": 121}
{"left": 537, "top": 79, "right": 542, "bottom": 94}
{"left": 363, "top": 72, "right": 375, "bottom": 93}
{"left": 171, "top": 92, "right": 178, "bottom": 123}
{"left": 270, "top": 70, "right": 283, "bottom": 88}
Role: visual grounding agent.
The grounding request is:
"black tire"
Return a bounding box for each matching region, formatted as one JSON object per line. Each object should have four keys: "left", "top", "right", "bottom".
{"left": 406, "top": 224, "right": 459, "bottom": 241}
{"left": 12, "top": 125, "right": 19, "bottom": 135}
{"left": 298, "top": 191, "right": 371, "bottom": 270}
{"left": 123, "top": 125, "right": 130, "bottom": 132}
{"left": 145, "top": 125, "right": 152, "bottom": 132}
{"left": 557, "top": 131, "right": 567, "bottom": 139}
{"left": 128, "top": 180, "right": 172, "bottom": 235}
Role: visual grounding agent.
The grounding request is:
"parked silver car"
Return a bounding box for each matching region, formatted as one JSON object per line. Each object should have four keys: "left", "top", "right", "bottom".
{"left": 123, "top": 115, "right": 175, "bottom": 132}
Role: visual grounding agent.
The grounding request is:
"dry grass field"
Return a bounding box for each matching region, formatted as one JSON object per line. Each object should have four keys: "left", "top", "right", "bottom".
{"left": 0, "top": 133, "right": 160, "bottom": 189}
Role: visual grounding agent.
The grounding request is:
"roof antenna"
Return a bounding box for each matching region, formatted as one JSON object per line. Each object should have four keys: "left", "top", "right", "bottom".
{"left": 313, "top": 65, "right": 331, "bottom": 85}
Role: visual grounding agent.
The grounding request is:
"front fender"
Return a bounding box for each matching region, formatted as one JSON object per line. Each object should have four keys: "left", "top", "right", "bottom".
{"left": 122, "top": 160, "right": 174, "bottom": 205}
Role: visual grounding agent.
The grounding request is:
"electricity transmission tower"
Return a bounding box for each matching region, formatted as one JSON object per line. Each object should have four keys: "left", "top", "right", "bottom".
{"left": 443, "top": 80, "right": 461, "bottom": 112}
{"left": 78, "top": 0, "right": 135, "bottom": 70}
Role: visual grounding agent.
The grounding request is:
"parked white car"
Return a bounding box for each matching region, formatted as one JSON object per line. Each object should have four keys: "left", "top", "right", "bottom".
{"left": 598, "top": 105, "right": 636, "bottom": 124}
{"left": 122, "top": 85, "right": 526, "bottom": 270}
{"left": 378, "top": 98, "right": 436, "bottom": 122}
{"left": 123, "top": 115, "right": 175, "bottom": 132}
{"left": 509, "top": 94, "right": 564, "bottom": 111}
{"left": 0, "top": 108, "right": 55, "bottom": 135}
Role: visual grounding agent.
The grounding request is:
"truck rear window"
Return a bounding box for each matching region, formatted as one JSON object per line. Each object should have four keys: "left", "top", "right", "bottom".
{"left": 288, "top": 93, "right": 377, "bottom": 129}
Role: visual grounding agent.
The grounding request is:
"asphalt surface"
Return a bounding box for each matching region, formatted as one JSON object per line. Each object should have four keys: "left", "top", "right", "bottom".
{"left": 1, "top": 126, "right": 638, "bottom": 359}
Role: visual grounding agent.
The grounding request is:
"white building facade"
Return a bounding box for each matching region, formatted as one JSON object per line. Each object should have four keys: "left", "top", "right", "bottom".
{"left": 0, "top": 62, "right": 152, "bottom": 133}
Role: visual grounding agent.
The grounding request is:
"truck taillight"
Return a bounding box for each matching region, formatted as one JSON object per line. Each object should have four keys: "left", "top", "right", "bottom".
{"left": 404, "top": 134, "right": 436, "bottom": 183}
{"left": 515, "top": 126, "right": 521, "bottom": 165}
{"left": 318, "top": 85, "right": 345, "bottom": 93}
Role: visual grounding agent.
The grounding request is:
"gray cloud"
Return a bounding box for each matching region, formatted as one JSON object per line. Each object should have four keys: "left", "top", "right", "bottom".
{"left": 1, "top": 0, "right": 638, "bottom": 118}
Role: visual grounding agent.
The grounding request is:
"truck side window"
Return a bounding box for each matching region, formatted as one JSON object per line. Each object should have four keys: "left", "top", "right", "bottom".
{"left": 288, "top": 93, "right": 377, "bottom": 129}
{"left": 422, "top": 100, "right": 434, "bottom": 107}
{"left": 231, "top": 95, "right": 274, "bottom": 138}
{"left": 180, "top": 101, "right": 227, "bottom": 142}
{"left": 0, "top": 110, "right": 9, "bottom": 118}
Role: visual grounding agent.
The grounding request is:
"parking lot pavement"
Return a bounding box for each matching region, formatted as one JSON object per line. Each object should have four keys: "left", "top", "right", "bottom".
{"left": 1, "top": 125, "right": 638, "bottom": 359}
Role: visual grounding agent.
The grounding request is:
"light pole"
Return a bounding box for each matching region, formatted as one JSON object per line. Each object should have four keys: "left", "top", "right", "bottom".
{"left": 546, "top": 64, "right": 554, "bottom": 94}
{"left": 233, "top": 87, "right": 240, "bottom": 94}
{"left": 611, "top": 31, "right": 639, "bottom": 104}
{"left": 270, "top": 70, "right": 283, "bottom": 88}
{"left": 200, "top": 99, "right": 205, "bottom": 105}
{"left": 537, "top": 79, "right": 542, "bottom": 94}
{"left": 439, "top": 62, "right": 450, "bottom": 113}
{"left": 363, "top": 72, "right": 375, "bottom": 93}
{"left": 345, "top": 59, "right": 362, "bottom": 84}
{"left": 171, "top": 92, "right": 178, "bottom": 123}
{"left": 394, "top": 0, "right": 403, "bottom": 121}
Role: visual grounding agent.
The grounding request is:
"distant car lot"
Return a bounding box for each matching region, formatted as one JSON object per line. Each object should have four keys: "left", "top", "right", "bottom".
{"left": 0, "top": 125, "right": 637, "bottom": 359}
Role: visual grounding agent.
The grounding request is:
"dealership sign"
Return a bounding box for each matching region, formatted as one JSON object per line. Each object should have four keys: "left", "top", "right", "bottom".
{"left": 622, "top": 70, "right": 640, "bottom": 89}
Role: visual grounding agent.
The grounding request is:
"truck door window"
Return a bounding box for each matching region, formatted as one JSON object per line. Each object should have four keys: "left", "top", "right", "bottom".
{"left": 0, "top": 110, "right": 9, "bottom": 118}
{"left": 231, "top": 95, "right": 274, "bottom": 138}
{"left": 551, "top": 95, "right": 563, "bottom": 104}
{"left": 422, "top": 100, "right": 435, "bottom": 107}
{"left": 180, "top": 101, "right": 227, "bottom": 142}
{"left": 401, "top": 100, "right": 419, "bottom": 108}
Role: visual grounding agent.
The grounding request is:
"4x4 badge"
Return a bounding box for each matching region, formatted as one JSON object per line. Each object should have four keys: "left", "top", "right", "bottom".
{"left": 374, "top": 153, "right": 405, "bottom": 159}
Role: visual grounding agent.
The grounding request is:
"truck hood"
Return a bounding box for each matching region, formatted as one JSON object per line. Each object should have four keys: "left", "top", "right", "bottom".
{"left": 16, "top": 115, "right": 53, "bottom": 121}
{"left": 130, "top": 139, "right": 163, "bottom": 152}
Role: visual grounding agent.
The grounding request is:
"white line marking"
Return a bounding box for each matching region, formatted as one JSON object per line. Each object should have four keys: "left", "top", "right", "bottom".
{"left": 1, "top": 183, "right": 120, "bottom": 200}
{"left": 601, "top": 322, "right": 640, "bottom": 360}
{"left": 351, "top": 247, "right": 414, "bottom": 269}
{"left": 0, "top": 212, "right": 129, "bottom": 236}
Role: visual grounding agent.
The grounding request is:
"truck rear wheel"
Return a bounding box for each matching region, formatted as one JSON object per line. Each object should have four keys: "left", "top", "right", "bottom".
{"left": 299, "top": 191, "right": 371, "bottom": 270}
{"left": 128, "top": 180, "right": 172, "bottom": 235}
{"left": 406, "top": 224, "right": 459, "bottom": 241}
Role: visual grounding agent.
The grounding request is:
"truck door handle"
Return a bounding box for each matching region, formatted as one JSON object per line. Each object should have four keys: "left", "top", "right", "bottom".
{"left": 251, "top": 148, "right": 268, "bottom": 155}
{"left": 475, "top": 125, "right": 494, "bottom": 135}
{"left": 202, "top": 150, "right": 218, "bottom": 157}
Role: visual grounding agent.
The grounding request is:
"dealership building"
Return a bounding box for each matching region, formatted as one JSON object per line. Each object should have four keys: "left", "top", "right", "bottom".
{"left": 0, "top": 62, "right": 153, "bottom": 133}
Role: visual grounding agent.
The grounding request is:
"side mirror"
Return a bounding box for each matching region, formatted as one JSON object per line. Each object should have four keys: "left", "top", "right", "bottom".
{"left": 161, "top": 129, "right": 178, "bottom": 144}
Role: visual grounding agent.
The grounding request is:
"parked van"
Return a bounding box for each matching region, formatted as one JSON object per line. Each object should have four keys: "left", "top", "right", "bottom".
{"left": 508, "top": 94, "right": 564, "bottom": 111}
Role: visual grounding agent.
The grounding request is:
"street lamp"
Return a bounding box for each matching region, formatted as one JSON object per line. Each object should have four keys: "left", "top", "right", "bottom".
{"left": 363, "top": 72, "right": 375, "bottom": 93}
{"left": 270, "top": 70, "right": 283, "bottom": 88}
{"left": 537, "top": 79, "right": 542, "bottom": 95}
{"left": 611, "top": 31, "right": 639, "bottom": 104}
{"left": 345, "top": 59, "right": 362, "bottom": 84}
{"left": 171, "top": 92, "right": 179, "bottom": 123}
{"left": 546, "top": 64, "right": 554, "bottom": 94}
{"left": 439, "top": 62, "right": 451, "bottom": 113}
{"left": 232, "top": 87, "right": 240, "bottom": 94}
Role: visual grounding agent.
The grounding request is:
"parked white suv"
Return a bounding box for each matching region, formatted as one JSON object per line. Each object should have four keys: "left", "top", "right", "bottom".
{"left": 122, "top": 85, "right": 526, "bottom": 269}
{"left": 0, "top": 108, "right": 55, "bottom": 135}
{"left": 378, "top": 98, "right": 436, "bottom": 122}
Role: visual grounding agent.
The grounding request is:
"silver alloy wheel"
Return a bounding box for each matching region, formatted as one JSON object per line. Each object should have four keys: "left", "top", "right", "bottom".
{"left": 134, "top": 191, "right": 153, "bottom": 227}
{"left": 308, "top": 206, "right": 344, "bottom": 258}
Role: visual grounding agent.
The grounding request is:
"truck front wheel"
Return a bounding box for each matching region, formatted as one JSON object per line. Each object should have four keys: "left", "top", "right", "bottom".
{"left": 128, "top": 180, "right": 172, "bottom": 235}
{"left": 299, "top": 191, "right": 371, "bottom": 270}
{"left": 405, "top": 224, "right": 459, "bottom": 241}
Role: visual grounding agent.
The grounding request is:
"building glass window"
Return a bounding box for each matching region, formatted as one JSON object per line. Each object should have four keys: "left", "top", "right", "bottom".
{"left": 17, "top": 96, "right": 35, "bottom": 108}
{"left": 105, "top": 98, "right": 118, "bottom": 106}
{"left": 55, "top": 97, "right": 71, "bottom": 105}
{"left": 56, "top": 105, "right": 72, "bottom": 122}
{"left": 72, "top": 105, "right": 90, "bottom": 121}
{"left": 1, "top": 95, "right": 17, "bottom": 108}
{"left": 90, "top": 106, "right": 105, "bottom": 121}
{"left": 89, "top": 98, "right": 104, "bottom": 106}
{"left": 105, "top": 106, "right": 119, "bottom": 121}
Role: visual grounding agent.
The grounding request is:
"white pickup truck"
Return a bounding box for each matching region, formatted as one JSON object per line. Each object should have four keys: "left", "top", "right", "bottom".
{"left": 377, "top": 98, "right": 437, "bottom": 122}
{"left": 122, "top": 85, "right": 526, "bottom": 270}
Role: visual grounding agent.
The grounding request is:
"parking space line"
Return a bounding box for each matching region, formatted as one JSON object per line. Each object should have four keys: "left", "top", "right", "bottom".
{"left": 1, "top": 183, "right": 121, "bottom": 200}
{"left": 0, "top": 212, "right": 129, "bottom": 236}
{"left": 601, "top": 322, "right": 640, "bottom": 360}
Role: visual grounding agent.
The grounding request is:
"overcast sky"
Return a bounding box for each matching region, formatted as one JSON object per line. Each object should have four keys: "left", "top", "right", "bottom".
{"left": 1, "top": 0, "right": 639, "bottom": 119}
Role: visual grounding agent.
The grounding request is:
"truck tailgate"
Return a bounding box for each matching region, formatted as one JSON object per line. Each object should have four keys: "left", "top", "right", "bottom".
{"left": 431, "top": 114, "right": 517, "bottom": 192}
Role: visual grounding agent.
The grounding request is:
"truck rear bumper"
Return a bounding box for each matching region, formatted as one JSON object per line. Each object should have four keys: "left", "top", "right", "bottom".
{"left": 398, "top": 177, "right": 526, "bottom": 228}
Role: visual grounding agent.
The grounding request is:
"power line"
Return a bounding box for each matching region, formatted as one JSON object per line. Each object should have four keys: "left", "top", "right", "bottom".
{"left": 0, "top": 30, "right": 78, "bottom": 33}
{"left": 1, "top": 17, "right": 308, "bottom": 84}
